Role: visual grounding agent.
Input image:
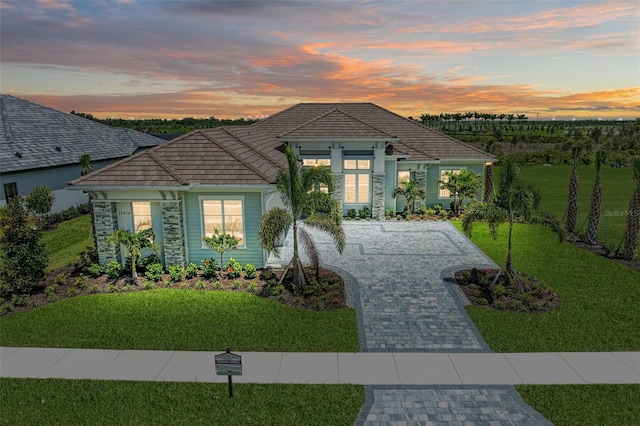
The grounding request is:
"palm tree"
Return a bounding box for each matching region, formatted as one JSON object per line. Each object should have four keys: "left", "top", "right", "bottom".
{"left": 106, "top": 228, "right": 157, "bottom": 279}
{"left": 392, "top": 179, "right": 426, "bottom": 217}
{"left": 483, "top": 163, "right": 494, "bottom": 203}
{"left": 566, "top": 146, "right": 581, "bottom": 233}
{"left": 584, "top": 151, "right": 607, "bottom": 245}
{"left": 622, "top": 157, "right": 640, "bottom": 260}
{"left": 258, "top": 147, "right": 345, "bottom": 287}
{"left": 437, "top": 170, "right": 481, "bottom": 214}
{"left": 462, "top": 158, "right": 565, "bottom": 291}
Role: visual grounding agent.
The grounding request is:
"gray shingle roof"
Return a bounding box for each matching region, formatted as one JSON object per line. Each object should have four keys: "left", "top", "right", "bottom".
{"left": 0, "top": 94, "right": 164, "bottom": 174}
{"left": 70, "top": 103, "right": 495, "bottom": 189}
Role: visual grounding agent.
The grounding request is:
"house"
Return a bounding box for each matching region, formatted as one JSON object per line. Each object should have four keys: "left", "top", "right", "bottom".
{"left": 68, "top": 103, "right": 495, "bottom": 268}
{"left": 0, "top": 94, "right": 165, "bottom": 212}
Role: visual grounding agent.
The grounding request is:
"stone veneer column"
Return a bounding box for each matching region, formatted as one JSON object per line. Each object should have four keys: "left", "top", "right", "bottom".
{"left": 93, "top": 201, "right": 120, "bottom": 265}
{"left": 161, "top": 200, "right": 186, "bottom": 267}
{"left": 372, "top": 173, "right": 386, "bottom": 219}
{"left": 414, "top": 171, "right": 427, "bottom": 208}
{"left": 333, "top": 173, "right": 344, "bottom": 213}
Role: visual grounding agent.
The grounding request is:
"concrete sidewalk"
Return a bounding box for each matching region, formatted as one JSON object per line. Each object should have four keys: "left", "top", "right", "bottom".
{"left": 2, "top": 347, "right": 638, "bottom": 385}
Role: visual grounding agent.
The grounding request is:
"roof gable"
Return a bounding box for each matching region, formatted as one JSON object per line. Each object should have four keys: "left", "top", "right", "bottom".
{"left": 278, "top": 109, "right": 396, "bottom": 140}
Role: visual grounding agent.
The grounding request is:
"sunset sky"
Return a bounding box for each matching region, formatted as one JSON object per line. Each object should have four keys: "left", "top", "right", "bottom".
{"left": 1, "top": 0, "right": 638, "bottom": 120}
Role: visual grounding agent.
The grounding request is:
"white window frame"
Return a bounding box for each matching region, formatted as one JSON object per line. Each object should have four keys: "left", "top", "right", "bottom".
{"left": 397, "top": 170, "right": 411, "bottom": 186}
{"left": 344, "top": 160, "right": 371, "bottom": 204}
{"left": 199, "top": 196, "right": 246, "bottom": 249}
{"left": 132, "top": 202, "right": 152, "bottom": 233}
{"left": 302, "top": 158, "right": 331, "bottom": 167}
{"left": 438, "top": 168, "right": 464, "bottom": 198}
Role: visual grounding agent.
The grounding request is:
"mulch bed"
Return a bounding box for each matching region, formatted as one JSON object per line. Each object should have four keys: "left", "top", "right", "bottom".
{"left": 566, "top": 232, "right": 640, "bottom": 272}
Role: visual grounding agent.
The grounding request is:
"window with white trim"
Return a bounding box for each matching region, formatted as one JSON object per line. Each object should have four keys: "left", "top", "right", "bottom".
{"left": 132, "top": 202, "right": 152, "bottom": 233}
{"left": 3, "top": 182, "right": 18, "bottom": 201}
{"left": 397, "top": 171, "right": 411, "bottom": 185}
{"left": 201, "top": 198, "right": 245, "bottom": 246}
{"left": 439, "top": 169, "right": 462, "bottom": 198}
{"left": 302, "top": 158, "right": 331, "bottom": 167}
{"left": 344, "top": 160, "right": 370, "bottom": 203}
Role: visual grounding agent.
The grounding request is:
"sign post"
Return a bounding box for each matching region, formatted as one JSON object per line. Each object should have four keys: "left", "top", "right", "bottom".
{"left": 215, "top": 348, "right": 242, "bottom": 398}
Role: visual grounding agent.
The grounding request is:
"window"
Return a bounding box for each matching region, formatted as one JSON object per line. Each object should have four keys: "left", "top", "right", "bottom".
{"left": 202, "top": 199, "right": 245, "bottom": 246}
{"left": 439, "top": 169, "right": 462, "bottom": 198}
{"left": 344, "top": 160, "right": 371, "bottom": 203}
{"left": 132, "top": 202, "right": 152, "bottom": 233}
{"left": 302, "top": 158, "right": 331, "bottom": 167}
{"left": 397, "top": 171, "right": 411, "bottom": 185}
{"left": 3, "top": 182, "right": 17, "bottom": 201}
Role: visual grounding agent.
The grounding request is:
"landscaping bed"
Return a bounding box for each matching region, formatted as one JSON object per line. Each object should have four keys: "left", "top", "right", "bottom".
{"left": 1, "top": 255, "right": 349, "bottom": 316}
{"left": 455, "top": 267, "right": 560, "bottom": 313}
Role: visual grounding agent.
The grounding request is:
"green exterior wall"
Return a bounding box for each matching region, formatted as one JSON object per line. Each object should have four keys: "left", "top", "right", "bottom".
{"left": 183, "top": 191, "right": 265, "bottom": 268}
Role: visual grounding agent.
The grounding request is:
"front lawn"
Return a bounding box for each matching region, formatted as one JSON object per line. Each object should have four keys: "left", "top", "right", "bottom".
{"left": 0, "top": 379, "right": 365, "bottom": 425}
{"left": 42, "top": 214, "right": 92, "bottom": 271}
{"left": 517, "top": 384, "right": 640, "bottom": 425}
{"left": 455, "top": 222, "right": 640, "bottom": 352}
{"left": 0, "top": 290, "right": 359, "bottom": 352}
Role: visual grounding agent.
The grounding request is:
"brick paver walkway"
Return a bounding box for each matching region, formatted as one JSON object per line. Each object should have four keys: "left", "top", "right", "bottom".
{"left": 270, "top": 221, "right": 552, "bottom": 425}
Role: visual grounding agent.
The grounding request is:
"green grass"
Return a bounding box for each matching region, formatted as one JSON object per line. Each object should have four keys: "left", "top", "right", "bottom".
{"left": 0, "top": 290, "right": 359, "bottom": 352}
{"left": 42, "top": 214, "right": 92, "bottom": 271}
{"left": 454, "top": 222, "right": 640, "bottom": 352}
{"left": 516, "top": 385, "right": 640, "bottom": 425}
{"left": 517, "top": 165, "right": 638, "bottom": 253}
{"left": 0, "top": 378, "right": 365, "bottom": 425}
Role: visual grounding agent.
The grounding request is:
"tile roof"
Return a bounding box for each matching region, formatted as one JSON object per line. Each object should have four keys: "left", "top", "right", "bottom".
{"left": 0, "top": 94, "right": 164, "bottom": 174}
{"left": 278, "top": 109, "right": 396, "bottom": 140}
{"left": 70, "top": 103, "right": 495, "bottom": 189}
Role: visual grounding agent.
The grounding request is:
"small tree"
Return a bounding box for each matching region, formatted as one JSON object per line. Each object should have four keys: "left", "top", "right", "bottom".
{"left": 24, "top": 185, "right": 54, "bottom": 227}
{"left": 438, "top": 170, "right": 481, "bottom": 214}
{"left": 106, "top": 228, "right": 157, "bottom": 279}
{"left": 203, "top": 228, "right": 239, "bottom": 269}
{"left": 0, "top": 197, "right": 49, "bottom": 294}
{"left": 258, "top": 146, "right": 345, "bottom": 287}
{"left": 462, "top": 158, "right": 565, "bottom": 291}
{"left": 392, "top": 179, "right": 426, "bottom": 216}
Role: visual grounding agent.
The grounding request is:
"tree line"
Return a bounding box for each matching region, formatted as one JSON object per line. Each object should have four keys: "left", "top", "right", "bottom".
{"left": 70, "top": 111, "right": 257, "bottom": 135}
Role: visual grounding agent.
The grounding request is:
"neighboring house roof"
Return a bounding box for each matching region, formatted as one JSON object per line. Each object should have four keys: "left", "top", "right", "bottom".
{"left": 0, "top": 94, "right": 164, "bottom": 174}
{"left": 70, "top": 103, "right": 495, "bottom": 189}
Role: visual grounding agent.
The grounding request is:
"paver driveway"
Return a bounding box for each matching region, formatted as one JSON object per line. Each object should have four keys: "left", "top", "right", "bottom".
{"left": 270, "top": 221, "right": 552, "bottom": 425}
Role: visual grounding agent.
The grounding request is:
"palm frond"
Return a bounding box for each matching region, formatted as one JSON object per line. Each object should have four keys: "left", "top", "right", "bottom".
{"left": 297, "top": 227, "right": 319, "bottom": 269}
{"left": 529, "top": 210, "right": 566, "bottom": 242}
{"left": 461, "top": 201, "right": 506, "bottom": 239}
{"left": 304, "top": 213, "right": 346, "bottom": 254}
{"left": 301, "top": 165, "right": 336, "bottom": 193}
{"left": 257, "top": 207, "right": 293, "bottom": 255}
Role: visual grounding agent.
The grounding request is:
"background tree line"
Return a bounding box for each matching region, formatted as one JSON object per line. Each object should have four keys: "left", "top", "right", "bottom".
{"left": 69, "top": 111, "right": 257, "bottom": 135}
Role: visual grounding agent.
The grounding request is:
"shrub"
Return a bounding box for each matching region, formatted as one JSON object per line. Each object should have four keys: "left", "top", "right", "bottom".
{"left": 200, "top": 258, "right": 218, "bottom": 279}
{"left": 53, "top": 272, "right": 69, "bottom": 287}
{"left": 89, "top": 284, "right": 100, "bottom": 294}
{"left": 44, "top": 285, "right": 58, "bottom": 300}
{"left": 185, "top": 262, "right": 198, "bottom": 279}
{"left": 86, "top": 263, "right": 104, "bottom": 278}
{"left": 358, "top": 206, "right": 371, "bottom": 219}
{"left": 74, "top": 275, "right": 87, "bottom": 289}
{"left": 244, "top": 263, "right": 257, "bottom": 279}
{"left": 105, "top": 261, "right": 122, "bottom": 280}
{"left": 139, "top": 254, "right": 162, "bottom": 270}
{"left": 226, "top": 258, "right": 242, "bottom": 279}
{"left": 261, "top": 279, "right": 284, "bottom": 297}
{"left": 0, "top": 197, "right": 48, "bottom": 294}
{"left": 346, "top": 208, "right": 357, "bottom": 218}
{"left": 25, "top": 185, "right": 54, "bottom": 223}
{"left": 194, "top": 280, "right": 206, "bottom": 290}
{"left": 145, "top": 263, "right": 165, "bottom": 282}
{"left": 385, "top": 208, "right": 395, "bottom": 218}
{"left": 11, "top": 294, "right": 30, "bottom": 307}
{"left": 107, "top": 284, "right": 117, "bottom": 293}
{"left": 247, "top": 281, "right": 258, "bottom": 294}
{"left": 213, "top": 281, "right": 223, "bottom": 290}
{"left": 143, "top": 281, "right": 155, "bottom": 290}
{"left": 66, "top": 287, "right": 79, "bottom": 297}
{"left": 168, "top": 264, "right": 185, "bottom": 282}
{"left": 1, "top": 304, "right": 13, "bottom": 315}
{"left": 231, "top": 280, "right": 242, "bottom": 291}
